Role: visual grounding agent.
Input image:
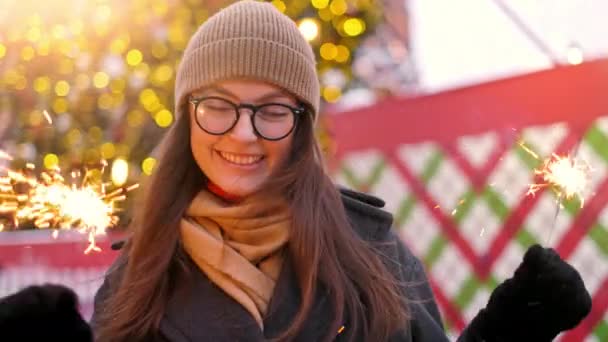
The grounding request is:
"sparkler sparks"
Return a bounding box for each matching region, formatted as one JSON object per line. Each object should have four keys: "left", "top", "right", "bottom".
{"left": 519, "top": 140, "right": 591, "bottom": 208}
{"left": 0, "top": 151, "right": 138, "bottom": 253}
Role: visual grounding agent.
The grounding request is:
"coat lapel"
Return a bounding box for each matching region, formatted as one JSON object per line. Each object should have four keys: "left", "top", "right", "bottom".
{"left": 160, "top": 260, "right": 265, "bottom": 342}
{"left": 263, "top": 252, "right": 335, "bottom": 341}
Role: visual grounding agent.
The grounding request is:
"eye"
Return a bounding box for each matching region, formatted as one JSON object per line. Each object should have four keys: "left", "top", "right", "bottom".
{"left": 200, "top": 98, "right": 234, "bottom": 111}
{"left": 258, "top": 105, "right": 291, "bottom": 120}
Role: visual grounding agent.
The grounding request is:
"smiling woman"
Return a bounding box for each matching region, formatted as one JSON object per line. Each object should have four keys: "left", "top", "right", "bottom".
{"left": 90, "top": 2, "right": 414, "bottom": 341}
{"left": 90, "top": 1, "right": 591, "bottom": 342}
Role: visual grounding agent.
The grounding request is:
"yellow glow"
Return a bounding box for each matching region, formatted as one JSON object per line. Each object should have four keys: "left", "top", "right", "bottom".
{"left": 318, "top": 8, "right": 333, "bottom": 21}
{"left": 27, "top": 14, "right": 42, "bottom": 26}
{"left": 29, "top": 110, "right": 43, "bottom": 126}
{"left": 21, "top": 46, "right": 35, "bottom": 61}
{"left": 88, "top": 127, "right": 103, "bottom": 141}
{"left": 312, "top": 0, "right": 330, "bottom": 9}
{"left": 55, "top": 80, "right": 70, "bottom": 97}
{"left": 153, "top": 1, "right": 169, "bottom": 15}
{"left": 298, "top": 18, "right": 320, "bottom": 41}
{"left": 320, "top": 43, "right": 338, "bottom": 60}
{"left": 84, "top": 149, "right": 101, "bottom": 163}
{"left": 5, "top": 70, "right": 19, "bottom": 85}
{"left": 110, "top": 36, "right": 130, "bottom": 54}
{"left": 15, "top": 77, "right": 27, "bottom": 90}
{"left": 343, "top": 18, "right": 365, "bottom": 36}
{"left": 98, "top": 93, "right": 114, "bottom": 110}
{"left": 44, "top": 154, "right": 59, "bottom": 169}
{"left": 100, "top": 143, "right": 116, "bottom": 160}
{"left": 168, "top": 24, "right": 186, "bottom": 49}
{"left": 59, "top": 59, "right": 74, "bottom": 75}
{"left": 37, "top": 39, "right": 51, "bottom": 56}
{"left": 67, "top": 129, "right": 82, "bottom": 145}
{"left": 330, "top": 0, "right": 347, "bottom": 15}
{"left": 111, "top": 159, "right": 129, "bottom": 186}
{"left": 155, "top": 109, "right": 173, "bottom": 128}
{"left": 140, "top": 89, "right": 161, "bottom": 112}
{"left": 95, "top": 5, "right": 112, "bottom": 22}
{"left": 115, "top": 144, "right": 131, "bottom": 158}
{"left": 53, "top": 98, "right": 69, "bottom": 113}
{"left": 0, "top": 44, "right": 6, "bottom": 58}
{"left": 126, "top": 49, "right": 143, "bottom": 66}
{"left": 323, "top": 86, "right": 342, "bottom": 103}
{"left": 271, "top": 0, "right": 286, "bottom": 12}
{"left": 153, "top": 64, "right": 173, "bottom": 83}
{"left": 34, "top": 77, "right": 51, "bottom": 93}
{"left": 110, "top": 79, "right": 126, "bottom": 94}
{"left": 151, "top": 42, "right": 168, "bottom": 59}
{"left": 134, "top": 62, "right": 151, "bottom": 78}
{"left": 567, "top": 46, "right": 583, "bottom": 65}
{"left": 93, "top": 72, "right": 110, "bottom": 88}
{"left": 142, "top": 157, "right": 157, "bottom": 176}
{"left": 26, "top": 27, "right": 41, "bottom": 42}
{"left": 52, "top": 25, "right": 66, "bottom": 39}
{"left": 335, "top": 45, "right": 350, "bottom": 62}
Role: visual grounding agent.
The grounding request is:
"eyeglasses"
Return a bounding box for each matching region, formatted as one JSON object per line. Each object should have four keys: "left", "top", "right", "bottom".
{"left": 189, "top": 96, "right": 307, "bottom": 141}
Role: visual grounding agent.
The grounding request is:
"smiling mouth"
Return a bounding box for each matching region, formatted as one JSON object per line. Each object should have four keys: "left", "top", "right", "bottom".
{"left": 217, "top": 151, "right": 264, "bottom": 166}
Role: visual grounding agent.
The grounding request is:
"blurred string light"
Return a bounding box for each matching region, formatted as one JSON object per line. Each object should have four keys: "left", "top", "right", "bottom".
{"left": 111, "top": 158, "right": 129, "bottom": 186}
{"left": 298, "top": 18, "right": 320, "bottom": 41}
{"left": 0, "top": 0, "right": 381, "bottom": 194}
{"left": 566, "top": 43, "right": 584, "bottom": 65}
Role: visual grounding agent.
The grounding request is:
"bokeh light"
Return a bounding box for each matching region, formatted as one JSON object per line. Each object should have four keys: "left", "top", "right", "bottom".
{"left": 298, "top": 18, "right": 320, "bottom": 41}
{"left": 111, "top": 158, "right": 129, "bottom": 186}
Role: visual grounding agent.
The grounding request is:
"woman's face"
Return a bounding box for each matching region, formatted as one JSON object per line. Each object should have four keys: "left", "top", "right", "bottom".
{"left": 189, "top": 80, "right": 297, "bottom": 198}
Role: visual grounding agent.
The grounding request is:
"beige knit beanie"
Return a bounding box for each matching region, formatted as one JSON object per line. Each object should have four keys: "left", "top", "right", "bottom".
{"left": 174, "top": 0, "right": 320, "bottom": 120}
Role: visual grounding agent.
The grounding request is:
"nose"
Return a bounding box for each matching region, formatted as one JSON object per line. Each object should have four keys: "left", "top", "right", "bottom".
{"left": 227, "top": 109, "right": 257, "bottom": 142}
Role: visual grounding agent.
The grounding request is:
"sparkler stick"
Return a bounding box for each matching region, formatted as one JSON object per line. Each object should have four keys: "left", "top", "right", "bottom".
{"left": 519, "top": 138, "right": 591, "bottom": 243}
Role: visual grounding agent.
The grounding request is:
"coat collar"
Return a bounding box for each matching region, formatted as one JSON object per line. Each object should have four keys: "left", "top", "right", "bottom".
{"left": 338, "top": 187, "right": 394, "bottom": 241}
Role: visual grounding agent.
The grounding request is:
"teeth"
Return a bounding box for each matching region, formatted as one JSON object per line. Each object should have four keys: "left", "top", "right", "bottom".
{"left": 219, "top": 151, "right": 263, "bottom": 165}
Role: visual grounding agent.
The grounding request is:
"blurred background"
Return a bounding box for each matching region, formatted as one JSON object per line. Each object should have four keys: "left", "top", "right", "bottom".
{"left": 1, "top": 0, "right": 607, "bottom": 340}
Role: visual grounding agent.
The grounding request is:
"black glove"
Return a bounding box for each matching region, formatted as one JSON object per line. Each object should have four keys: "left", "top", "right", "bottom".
{"left": 0, "top": 284, "right": 93, "bottom": 341}
{"left": 467, "top": 244, "right": 592, "bottom": 342}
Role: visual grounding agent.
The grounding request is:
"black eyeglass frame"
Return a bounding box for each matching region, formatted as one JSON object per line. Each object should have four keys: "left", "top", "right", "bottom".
{"left": 188, "top": 96, "right": 308, "bottom": 141}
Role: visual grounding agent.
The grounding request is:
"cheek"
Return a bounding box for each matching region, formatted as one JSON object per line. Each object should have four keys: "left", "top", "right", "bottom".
{"left": 264, "top": 136, "right": 293, "bottom": 170}
{"left": 190, "top": 129, "right": 216, "bottom": 171}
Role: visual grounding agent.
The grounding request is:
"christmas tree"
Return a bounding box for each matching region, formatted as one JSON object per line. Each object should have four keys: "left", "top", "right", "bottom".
{"left": 0, "top": 0, "right": 382, "bottom": 228}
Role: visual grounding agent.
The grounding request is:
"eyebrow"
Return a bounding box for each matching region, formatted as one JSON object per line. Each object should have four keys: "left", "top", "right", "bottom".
{"left": 198, "top": 86, "right": 296, "bottom": 104}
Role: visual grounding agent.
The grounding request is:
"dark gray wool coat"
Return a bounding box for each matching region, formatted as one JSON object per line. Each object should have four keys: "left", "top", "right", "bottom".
{"left": 92, "top": 189, "right": 481, "bottom": 341}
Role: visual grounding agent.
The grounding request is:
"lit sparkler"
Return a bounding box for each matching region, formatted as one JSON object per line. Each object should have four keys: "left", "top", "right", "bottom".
{"left": 0, "top": 151, "right": 138, "bottom": 253}
{"left": 526, "top": 153, "right": 591, "bottom": 207}
{"left": 519, "top": 140, "right": 591, "bottom": 208}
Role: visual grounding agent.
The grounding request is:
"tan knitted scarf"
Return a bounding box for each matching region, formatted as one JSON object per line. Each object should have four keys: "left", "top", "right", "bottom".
{"left": 180, "top": 190, "right": 290, "bottom": 328}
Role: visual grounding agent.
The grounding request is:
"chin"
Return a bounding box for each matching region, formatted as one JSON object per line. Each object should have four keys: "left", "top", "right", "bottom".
{"left": 219, "top": 181, "right": 259, "bottom": 198}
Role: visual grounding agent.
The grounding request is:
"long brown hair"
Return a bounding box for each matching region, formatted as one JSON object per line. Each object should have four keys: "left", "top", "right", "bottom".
{"left": 95, "top": 102, "right": 408, "bottom": 341}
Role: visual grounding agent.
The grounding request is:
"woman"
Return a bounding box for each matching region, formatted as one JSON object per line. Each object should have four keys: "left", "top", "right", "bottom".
{"left": 92, "top": 1, "right": 591, "bottom": 341}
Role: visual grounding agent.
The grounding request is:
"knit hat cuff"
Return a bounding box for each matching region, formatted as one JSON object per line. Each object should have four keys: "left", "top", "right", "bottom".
{"left": 175, "top": 37, "right": 320, "bottom": 119}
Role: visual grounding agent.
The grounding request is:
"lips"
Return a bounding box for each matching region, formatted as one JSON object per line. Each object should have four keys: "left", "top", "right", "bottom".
{"left": 217, "top": 151, "right": 264, "bottom": 165}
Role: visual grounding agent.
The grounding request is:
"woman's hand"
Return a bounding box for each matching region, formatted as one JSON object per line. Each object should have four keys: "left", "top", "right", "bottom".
{"left": 467, "top": 244, "right": 592, "bottom": 341}
{"left": 0, "top": 284, "right": 93, "bottom": 341}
